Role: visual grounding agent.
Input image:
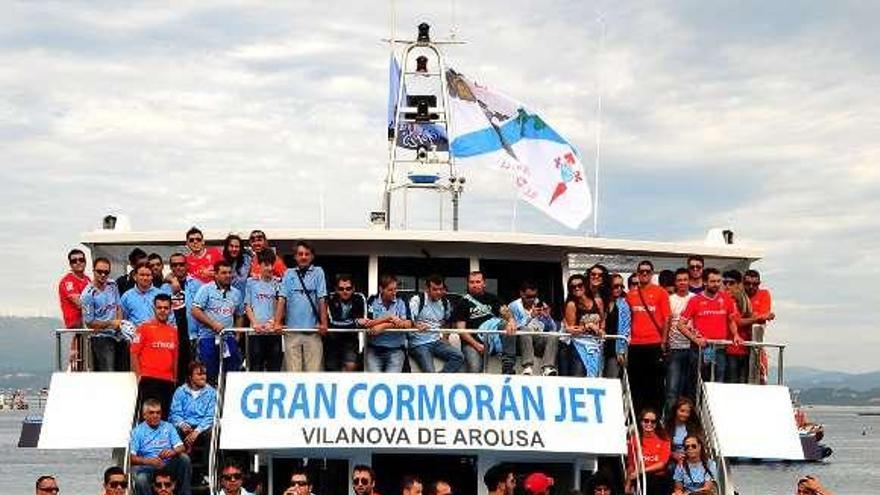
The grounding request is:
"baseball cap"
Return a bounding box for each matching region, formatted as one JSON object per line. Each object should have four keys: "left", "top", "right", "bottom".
{"left": 524, "top": 473, "right": 554, "bottom": 494}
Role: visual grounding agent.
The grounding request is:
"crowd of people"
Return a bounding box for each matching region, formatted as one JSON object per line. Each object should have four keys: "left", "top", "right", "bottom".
{"left": 57, "top": 227, "right": 781, "bottom": 495}
{"left": 32, "top": 463, "right": 836, "bottom": 495}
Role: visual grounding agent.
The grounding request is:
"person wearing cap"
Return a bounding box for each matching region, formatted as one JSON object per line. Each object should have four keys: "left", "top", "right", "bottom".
{"left": 483, "top": 464, "right": 515, "bottom": 495}
{"left": 524, "top": 473, "right": 554, "bottom": 495}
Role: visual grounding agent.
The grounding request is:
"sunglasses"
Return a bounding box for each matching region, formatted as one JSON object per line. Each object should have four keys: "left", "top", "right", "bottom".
{"left": 641, "top": 418, "right": 657, "bottom": 424}
{"left": 38, "top": 487, "right": 59, "bottom": 493}
{"left": 171, "top": 262, "right": 187, "bottom": 267}
{"left": 187, "top": 237, "right": 203, "bottom": 243}
{"left": 290, "top": 481, "right": 310, "bottom": 487}
{"left": 637, "top": 269, "right": 652, "bottom": 274}
{"left": 94, "top": 269, "right": 110, "bottom": 276}
{"left": 154, "top": 481, "right": 174, "bottom": 488}
{"left": 688, "top": 264, "right": 703, "bottom": 270}
{"left": 108, "top": 481, "right": 128, "bottom": 489}
{"left": 223, "top": 473, "right": 243, "bottom": 481}
{"left": 353, "top": 478, "right": 372, "bottom": 486}
{"left": 69, "top": 257, "right": 86, "bottom": 263}
{"left": 569, "top": 282, "right": 584, "bottom": 289}
{"left": 684, "top": 444, "right": 699, "bottom": 450}
{"left": 589, "top": 272, "right": 603, "bottom": 278}
{"left": 250, "top": 235, "right": 266, "bottom": 241}
{"left": 337, "top": 287, "right": 353, "bottom": 292}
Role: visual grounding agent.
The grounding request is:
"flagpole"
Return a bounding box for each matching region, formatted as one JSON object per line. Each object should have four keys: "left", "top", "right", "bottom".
{"left": 593, "top": 11, "right": 605, "bottom": 238}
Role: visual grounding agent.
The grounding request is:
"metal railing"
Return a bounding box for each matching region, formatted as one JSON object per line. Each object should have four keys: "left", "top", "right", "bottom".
{"left": 620, "top": 366, "right": 647, "bottom": 495}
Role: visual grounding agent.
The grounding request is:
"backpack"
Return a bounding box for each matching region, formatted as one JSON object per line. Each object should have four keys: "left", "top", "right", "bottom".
{"left": 416, "top": 292, "right": 450, "bottom": 321}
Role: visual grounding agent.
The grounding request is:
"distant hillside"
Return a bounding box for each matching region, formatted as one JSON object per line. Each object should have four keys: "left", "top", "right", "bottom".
{"left": 782, "top": 366, "right": 880, "bottom": 392}
{"left": 0, "top": 316, "right": 59, "bottom": 374}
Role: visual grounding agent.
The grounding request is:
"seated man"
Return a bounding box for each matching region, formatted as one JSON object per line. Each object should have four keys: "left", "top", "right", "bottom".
{"left": 130, "top": 399, "right": 191, "bottom": 495}
{"left": 364, "top": 275, "right": 412, "bottom": 372}
{"left": 169, "top": 362, "right": 216, "bottom": 452}
{"left": 507, "top": 281, "right": 559, "bottom": 376}
{"left": 408, "top": 275, "right": 464, "bottom": 373}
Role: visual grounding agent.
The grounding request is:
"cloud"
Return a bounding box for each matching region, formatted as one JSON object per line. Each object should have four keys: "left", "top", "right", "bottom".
{"left": 0, "top": 1, "right": 877, "bottom": 371}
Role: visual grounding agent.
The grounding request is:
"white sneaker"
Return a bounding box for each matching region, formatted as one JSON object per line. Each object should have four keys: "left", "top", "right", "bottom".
{"left": 522, "top": 365, "right": 534, "bottom": 376}
{"left": 542, "top": 366, "right": 558, "bottom": 376}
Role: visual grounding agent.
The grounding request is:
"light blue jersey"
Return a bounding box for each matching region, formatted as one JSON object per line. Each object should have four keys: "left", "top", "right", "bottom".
{"left": 120, "top": 285, "right": 174, "bottom": 327}
{"left": 192, "top": 283, "right": 244, "bottom": 339}
{"left": 129, "top": 420, "right": 182, "bottom": 459}
{"left": 408, "top": 293, "right": 450, "bottom": 347}
{"left": 245, "top": 278, "right": 279, "bottom": 325}
{"left": 673, "top": 460, "right": 717, "bottom": 493}
{"left": 231, "top": 254, "right": 252, "bottom": 295}
{"left": 81, "top": 281, "right": 120, "bottom": 338}
{"left": 279, "top": 266, "right": 327, "bottom": 329}
{"left": 169, "top": 383, "right": 217, "bottom": 433}
{"left": 367, "top": 295, "right": 411, "bottom": 348}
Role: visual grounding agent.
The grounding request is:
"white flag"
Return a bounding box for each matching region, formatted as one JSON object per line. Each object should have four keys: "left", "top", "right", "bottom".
{"left": 447, "top": 69, "right": 591, "bottom": 229}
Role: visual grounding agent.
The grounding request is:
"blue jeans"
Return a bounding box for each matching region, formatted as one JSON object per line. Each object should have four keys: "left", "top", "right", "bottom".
{"left": 90, "top": 336, "right": 129, "bottom": 371}
{"left": 133, "top": 454, "right": 191, "bottom": 495}
{"left": 198, "top": 334, "right": 242, "bottom": 384}
{"left": 700, "top": 346, "right": 726, "bottom": 383}
{"left": 365, "top": 346, "right": 405, "bottom": 372}
{"left": 409, "top": 339, "right": 464, "bottom": 373}
{"left": 665, "top": 348, "right": 696, "bottom": 416}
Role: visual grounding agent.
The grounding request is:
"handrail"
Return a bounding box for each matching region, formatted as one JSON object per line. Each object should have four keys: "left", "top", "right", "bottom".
{"left": 207, "top": 335, "right": 227, "bottom": 492}
{"left": 620, "top": 366, "right": 647, "bottom": 495}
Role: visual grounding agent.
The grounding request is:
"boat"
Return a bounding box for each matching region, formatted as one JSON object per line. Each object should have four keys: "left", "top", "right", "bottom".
{"left": 33, "top": 22, "right": 813, "bottom": 495}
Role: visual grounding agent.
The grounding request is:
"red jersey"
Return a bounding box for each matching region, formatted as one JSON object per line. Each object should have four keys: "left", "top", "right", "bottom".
{"left": 186, "top": 247, "right": 223, "bottom": 283}
{"left": 627, "top": 433, "right": 671, "bottom": 473}
{"left": 680, "top": 291, "right": 736, "bottom": 341}
{"left": 248, "top": 252, "right": 287, "bottom": 279}
{"left": 625, "top": 284, "right": 671, "bottom": 345}
{"left": 58, "top": 272, "right": 91, "bottom": 328}
{"left": 750, "top": 289, "right": 772, "bottom": 316}
{"left": 131, "top": 319, "right": 179, "bottom": 382}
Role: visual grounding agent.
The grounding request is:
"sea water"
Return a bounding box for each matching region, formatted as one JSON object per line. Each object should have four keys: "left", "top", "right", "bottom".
{"left": 0, "top": 406, "right": 877, "bottom": 494}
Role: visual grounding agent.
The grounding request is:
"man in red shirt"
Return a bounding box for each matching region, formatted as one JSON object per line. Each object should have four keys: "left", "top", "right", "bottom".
{"left": 744, "top": 269, "right": 775, "bottom": 383}
{"left": 58, "top": 248, "right": 91, "bottom": 371}
{"left": 184, "top": 227, "right": 223, "bottom": 284}
{"left": 247, "top": 230, "right": 287, "bottom": 278}
{"left": 131, "top": 293, "right": 179, "bottom": 417}
{"left": 624, "top": 260, "right": 670, "bottom": 414}
{"left": 679, "top": 268, "right": 743, "bottom": 382}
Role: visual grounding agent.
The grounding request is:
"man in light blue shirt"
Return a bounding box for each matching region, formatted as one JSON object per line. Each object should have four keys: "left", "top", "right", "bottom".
{"left": 506, "top": 280, "right": 559, "bottom": 376}
{"left": 408, "top": 275, "right": 463, "bottom": 373}
{"left": 162, "top": 253, "right": 202, "bottom": 385}
{"left": 130, "top": 398, "right": 191, "bottom": 495}
{"left": 274, "top": 241, "right": 328, "bottom": 372}
{"left": 82, "top": 257, "right": 128, "bottom": 371}
{"left": 121, "top": 264, "right": 174, "bottom": 327}
{"left": 191, "top": 260, "right": 244, "bottom": 383}
{"left": 364, "top": 274, "right": 412, "bottom": 372}
{"left": 245, "top": 250, "right": 282, "bottom": 371}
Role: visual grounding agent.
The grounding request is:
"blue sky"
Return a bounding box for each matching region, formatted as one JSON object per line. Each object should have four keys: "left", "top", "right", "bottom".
{"left": 1, "top": 1, "right": 877, "bottom": 371}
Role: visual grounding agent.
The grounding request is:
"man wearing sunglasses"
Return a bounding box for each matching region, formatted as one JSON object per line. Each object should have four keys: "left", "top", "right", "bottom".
{"left": 163, "top": 253, "right": 202, "bottom": 384}
{"left": 247, "top": 230, "right": 287, "bottom": 278}
{"left": 744, "top": 269, "right": 775, "bottom": 384}
{"left": 351, "top": 465, "right": 378, "bottom": 495}
{"left": 284, "top": 469, "right": 313, "bottom": 495}
{"left": 82, "top": 257, "right": 128, "bottom": 371}
{"left": 101, "top": 466, "right": 128, "bottom": 495}
{"left": 686, "top": 255, "right": 705, "bottom": 294}
{"left": 184, "top": 227, "right": 223, "bottom": 284}
{"left": 326, "top": 274, "right": 366, "bottom": 372}
{"left": 218, "top": 461, "right": 252, "bottom": 495}
{"left": 58, "top": 248, "right": 91, "bottom": 370}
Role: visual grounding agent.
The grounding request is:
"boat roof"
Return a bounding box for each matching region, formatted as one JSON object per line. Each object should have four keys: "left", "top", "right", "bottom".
{"left": 81, "top": 228, "right": 763, "bottom": 260}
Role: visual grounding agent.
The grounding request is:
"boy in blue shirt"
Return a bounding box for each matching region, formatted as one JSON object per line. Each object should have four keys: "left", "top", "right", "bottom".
{"left": 407, "top": 275, "right": 463, "bottom": 373}
{"left": 130, "top": 398, "right": 191, "bottom": 495}
{"left": 245, "top": 250, "right": 282, "bottom": 371}
{"left": 191, "top": 260, "right": 244, "bottom": 383}
{"left": 364, "top": 274, "right": 412, "bottom": 372}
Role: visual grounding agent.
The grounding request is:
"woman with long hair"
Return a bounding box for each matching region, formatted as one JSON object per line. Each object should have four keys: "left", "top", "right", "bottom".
{"left": 672, "top": 435, "right": 716, "bottom": 495}
{"left": 222, "top": 234, "right": 252, "bottom": 295}
{"left": 626, "top": 408, "right": 671, "bottom": 495}
{"left": 563, "top": 273, "right": 605, "bottom": 377}
{"left": 603, "top": 273, "right": 631, "bottom": 378}
{"left": 665, "top": 397, "right": 703, "bottom": 467}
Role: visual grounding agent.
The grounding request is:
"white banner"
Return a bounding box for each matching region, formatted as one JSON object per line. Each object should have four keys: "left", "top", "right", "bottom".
{"left": 221, "top": 373, "right": 625, "bottom": 454}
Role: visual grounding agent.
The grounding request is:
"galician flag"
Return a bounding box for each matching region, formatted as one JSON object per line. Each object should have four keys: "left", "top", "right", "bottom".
{"left": 446, "top": 69, "right": 592, "bottom": 229}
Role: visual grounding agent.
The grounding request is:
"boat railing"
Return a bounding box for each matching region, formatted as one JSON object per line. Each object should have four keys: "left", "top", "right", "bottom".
{"left": 620, "top": 366, "right": 646, "bottom": 495}
{"left": 694, "top": 340, "right": 787, "bottom": 495}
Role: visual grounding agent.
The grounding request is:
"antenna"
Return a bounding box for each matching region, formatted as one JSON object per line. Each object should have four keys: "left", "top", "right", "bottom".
{"left": 593, "top": 11, "right": 605, "bottom": 238}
